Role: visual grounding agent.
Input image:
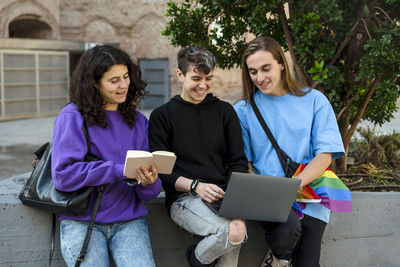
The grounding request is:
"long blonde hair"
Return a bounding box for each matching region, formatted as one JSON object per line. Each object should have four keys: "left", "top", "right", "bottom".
{"left": 241, "top": 36, "right": 308, "bottom": 101}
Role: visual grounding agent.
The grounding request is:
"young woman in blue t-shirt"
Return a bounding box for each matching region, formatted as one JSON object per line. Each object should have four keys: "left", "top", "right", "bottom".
{"left": 234, "top": 36, "right": 344, "bottom": 267}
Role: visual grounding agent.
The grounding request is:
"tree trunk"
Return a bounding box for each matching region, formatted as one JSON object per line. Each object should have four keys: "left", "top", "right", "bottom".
{"left": 336, "top": 113, "right": 350, "bottom": 173}
{"left": 342, "top": 73, "right": 384, "bottom": 147}
{"left": 276, "top": 3, "right": 307, "bottom": 84}
{"left": 335, "top": 151, "right": 348, "bottom": 174}
{"left": 334, "top": 0, "right": 379, "bottom": 173}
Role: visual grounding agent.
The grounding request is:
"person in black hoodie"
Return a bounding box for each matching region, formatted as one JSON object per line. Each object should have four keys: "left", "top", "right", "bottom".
{"left": 149, "top": 46, "right": 248, "bottom": 267}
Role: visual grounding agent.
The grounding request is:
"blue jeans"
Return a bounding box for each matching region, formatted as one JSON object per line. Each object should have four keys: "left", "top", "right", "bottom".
{"left": 60, "top": 217, "right": 155, "bottom": 267}
{"left": 170, "top": 193, "right": 246, "bottom": 266}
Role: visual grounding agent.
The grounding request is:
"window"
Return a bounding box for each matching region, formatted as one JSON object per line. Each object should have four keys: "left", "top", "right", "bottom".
{"left": 139, "top": 59, "right": 169, "bottom": 110}
{"left": 0, "top": 50, "right": 69, "bottom": 120}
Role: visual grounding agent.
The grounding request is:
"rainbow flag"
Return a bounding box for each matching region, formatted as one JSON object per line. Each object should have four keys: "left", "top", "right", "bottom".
{"left": 293, "top": 164, "right": 352, "bottom": 213}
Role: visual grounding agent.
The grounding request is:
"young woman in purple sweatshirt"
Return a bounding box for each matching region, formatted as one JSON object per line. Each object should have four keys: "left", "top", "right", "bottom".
{"left": 51, "top": 45, "right": 161, "bottom": 267}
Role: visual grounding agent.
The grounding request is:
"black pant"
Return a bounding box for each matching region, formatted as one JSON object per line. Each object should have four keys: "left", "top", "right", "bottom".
{"left": 291, "top": 214, "right": 327, "bottom": 267}
{"left": 260, "top": 208, "right": 301, "bottom": 260}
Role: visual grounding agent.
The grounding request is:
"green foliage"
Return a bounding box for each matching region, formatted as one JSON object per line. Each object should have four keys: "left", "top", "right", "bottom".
{"left": 308, "top": 60, "right": 328, "bottom": 82}
{"left": 163, "top": 1, "right": 209, "bottom": 47}
{"left": 163, "top": 0, "right": 287, "bottom": 69}
{"left": 363, "top": 79, "right": 399, "bottom": 126}
{"left": 163, "top": 0, "right": 400, "bottom": 128}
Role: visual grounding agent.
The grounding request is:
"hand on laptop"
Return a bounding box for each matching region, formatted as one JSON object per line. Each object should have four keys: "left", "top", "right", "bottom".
{"left": 196, "top": 182, "right": 225, "bottom": 203}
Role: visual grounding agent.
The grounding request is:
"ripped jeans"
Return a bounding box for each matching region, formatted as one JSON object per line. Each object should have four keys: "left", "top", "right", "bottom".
{"left": 170, "top": 193, "right": 246, "bottom": 266}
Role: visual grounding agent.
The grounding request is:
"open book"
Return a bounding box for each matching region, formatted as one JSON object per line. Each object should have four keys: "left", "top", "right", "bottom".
{"left": 123, "top": 150, "right": 177, "bottom": 179}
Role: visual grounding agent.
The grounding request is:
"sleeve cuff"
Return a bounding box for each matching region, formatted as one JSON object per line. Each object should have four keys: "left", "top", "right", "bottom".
{"left": 114, "top": 163, "right": 125, "bottom": 180}
{"left": 138, "top": 177, "right": 162, "bottom": 190}
{"left": 136, "top": 178, "right": 162, "bottom": 201}
{"left": 314, "top": 148, "right": 345, "bottom": 160}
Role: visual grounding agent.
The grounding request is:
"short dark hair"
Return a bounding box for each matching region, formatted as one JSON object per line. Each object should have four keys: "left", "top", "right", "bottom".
{"left": 69, "top": 45, "right": 147, "bottom": 128}
{"left": 177, "top": 45, "right": 216, "bottom": 75}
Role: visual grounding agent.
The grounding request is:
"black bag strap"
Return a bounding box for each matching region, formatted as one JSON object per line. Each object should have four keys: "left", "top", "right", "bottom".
{"left": 249, "top": 97, "right": 282, "bottom": 152}
{"left": 75, "top": 120, "right": 103, "bottom": 266}
{"left": 83, "top": 120, "right": 92, "bottom": 154}
{"left": 49, "top": 188, "right": 103, "bottom": 267}
{"left": 249, "top": 96, "right": 297, "bottom": 176}
{"left": 48, "top": 119, "right": 103, "bottom": 267}
{"left": 75, "top": 186, "right": 104, "bottom": 267}
{"left": 49, "top": 214, "right": 56, "bottom": 267}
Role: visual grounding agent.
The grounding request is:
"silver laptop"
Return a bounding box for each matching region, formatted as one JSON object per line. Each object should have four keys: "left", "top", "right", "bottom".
{"left": 204, "top": 172, "right": 301, "bottom": 222}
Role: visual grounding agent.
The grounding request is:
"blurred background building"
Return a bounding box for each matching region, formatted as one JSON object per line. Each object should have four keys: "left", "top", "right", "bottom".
{"left": 0, "top": 0, "right": 242, "bottom": 121}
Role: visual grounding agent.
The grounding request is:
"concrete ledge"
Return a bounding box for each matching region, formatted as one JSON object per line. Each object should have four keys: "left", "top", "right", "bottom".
{"left": 0, "top": 175, "right": 65, "bottom": 267}
{"left": 321, "top": 192, "right": 400, "bottom": 267}
{"left": 1, "top": 173, "right": 400, "bottom": 266}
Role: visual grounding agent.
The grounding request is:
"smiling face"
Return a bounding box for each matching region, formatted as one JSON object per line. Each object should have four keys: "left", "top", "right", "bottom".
{"left": 96, "top": 64, "right": 130, "bottom": 110}
{"left": 177, "top": 65, "right": 214, "bottom": 104}
{"left": 246, "top": 50, "right": 285, "bottom": 97}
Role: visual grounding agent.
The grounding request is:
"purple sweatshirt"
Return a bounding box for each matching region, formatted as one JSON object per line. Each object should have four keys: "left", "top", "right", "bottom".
{"left": 51, "top": 104, "right": 161, "bottom": 223}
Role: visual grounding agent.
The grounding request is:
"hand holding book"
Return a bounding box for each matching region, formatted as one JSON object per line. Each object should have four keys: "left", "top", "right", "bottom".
{"left": 136, "top": 162, "right": 158, "bottom": 185}
{"left": 123, "top": 150, "right": 177, "bottom": 182}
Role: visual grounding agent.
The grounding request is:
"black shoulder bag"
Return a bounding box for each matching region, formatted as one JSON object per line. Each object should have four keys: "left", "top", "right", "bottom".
{"left": 19, "top": 120, "right": 104, "bottom": 267}
{"left": 249, "top": 96, "right": 300, "bottom": 177}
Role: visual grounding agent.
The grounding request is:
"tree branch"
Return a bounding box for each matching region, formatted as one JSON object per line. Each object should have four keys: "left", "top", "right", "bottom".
{"left": 345, "top": 177, "right": 363, "bottom": 186}
{"left": 338, "top": 173, "right": 400, "bottom": 181}
{"left": 360, "top": 18, "right": 372, "bottom": 40}
{"left": 206, "top": 1, "right": 243, "bottom": 29}
{"left": 343, "top": 72, "right": 384, "bottom": 146}
{"left": 276, "top": 3, "right": 307, "bottom": 84}
{"left": 311, "top": 19, "right": 361, "bottom": 89}
{"left": 374, "top": 6, "right": 394, "bottom": 23}
{"left": 348, "top": 184, "right": 400, "bottom": 190}
{"left": 330, "top": 19, "right": 361, "bottom": 66}
{"left": 337, "top": 93, "right": 356, "bottom": 122}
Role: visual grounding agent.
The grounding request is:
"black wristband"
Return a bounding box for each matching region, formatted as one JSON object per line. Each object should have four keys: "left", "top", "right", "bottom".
{"left": 190, "top": 179, "right": 202, "bottom": 196}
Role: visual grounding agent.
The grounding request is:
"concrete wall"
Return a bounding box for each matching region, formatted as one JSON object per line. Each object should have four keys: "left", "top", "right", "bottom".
{"left": 1, "top": 173, "right": 400, "bottom": 267}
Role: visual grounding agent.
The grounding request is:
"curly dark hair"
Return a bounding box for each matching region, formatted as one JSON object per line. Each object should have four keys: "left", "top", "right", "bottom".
{"left": 69, "top": 45, "right": 147, "bottom": 128}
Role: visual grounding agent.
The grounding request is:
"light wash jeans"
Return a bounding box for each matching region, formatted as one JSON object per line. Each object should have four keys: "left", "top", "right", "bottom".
{"left": 170, "top": 193, "right": 246, "bottom": 266}
{"left": 60, "top": 217, "right": 155, "bottom": 267}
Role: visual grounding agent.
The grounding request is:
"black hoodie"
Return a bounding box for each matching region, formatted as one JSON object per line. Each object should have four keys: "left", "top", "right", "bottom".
{"left": 149, "top": 93, "right": 248, "bottom": 211}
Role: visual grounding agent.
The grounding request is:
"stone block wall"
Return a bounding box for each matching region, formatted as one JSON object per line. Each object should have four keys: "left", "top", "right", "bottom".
{"left": 0, "top": 0, "right": 60, "bottom": 39}
{"left": 0, "top": 0, "right": 245, "bottom": 104}
{"left": 1, "top": 173, "right": 400, "bottom": 267}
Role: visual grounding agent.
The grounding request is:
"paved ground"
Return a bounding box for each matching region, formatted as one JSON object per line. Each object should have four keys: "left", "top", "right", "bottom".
{"left": 0, "top": 108, "right": 399, "bottom": 180}
{"left": 0, "top": 110, "right": 152, "bottom": 180}
{"left": 0, "top": 116, "right": 55, "bottom": 180}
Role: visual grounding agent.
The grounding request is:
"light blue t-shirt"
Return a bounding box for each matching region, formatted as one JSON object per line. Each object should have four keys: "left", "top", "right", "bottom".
{"left": 234, "top": 89, "right": 345, "bottom": 223}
